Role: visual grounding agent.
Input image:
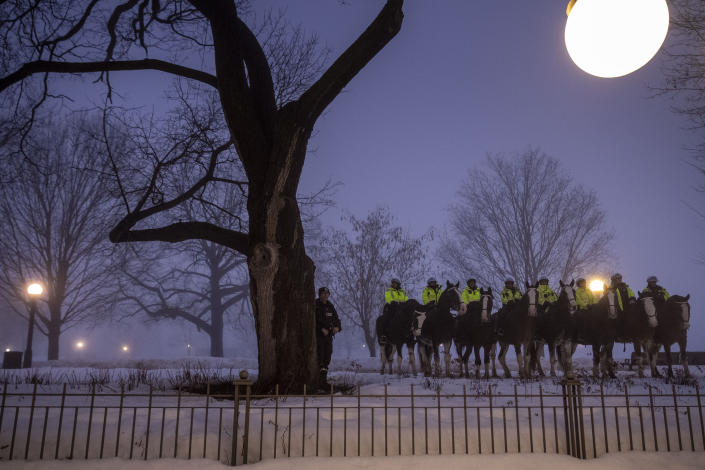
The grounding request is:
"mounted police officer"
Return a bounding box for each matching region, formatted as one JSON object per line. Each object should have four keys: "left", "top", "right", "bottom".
{"left": 500, "top": 279, "right": 522, "bottom": 306}
{"left": 461, "top": 278, "right": 481, "bottom": 309}
{"left": 642, "top": 275, "right": 670, "bottom": 301}
{"left": 575, "top": 278, "right": 596, "bottom": 310}
{"left": 610, "top": 273, "right": 635, "bottom": 312}
{"left": 316, "top": 287, "right": 341, "bottom": 390}
{"left": 385, "top": 278, "right": 409, "bottom": 305}
{"left": 422, "top": 277, "right": 443, "bottom": 305}
{"left": 537, "top": 277, "right": 557, "bottom": 313}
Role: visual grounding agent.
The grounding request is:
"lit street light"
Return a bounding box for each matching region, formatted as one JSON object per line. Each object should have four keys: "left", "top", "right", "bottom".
{"left": 75, "top": 341, "right": 85, "bottom": 350}
{"left": 565, "top": 0, "right": 669, "bottom": 78}
{"left": 121, "top": 345, "right": 129, "bottom": 352}
{"left": 4, "top": 348, "right": 10, "bottom": 353}
{"left": 589, "top": 279, "right": 605, "bottom": 293}
{"left": 24, "top": 282, "right": 43, "bottom": 368}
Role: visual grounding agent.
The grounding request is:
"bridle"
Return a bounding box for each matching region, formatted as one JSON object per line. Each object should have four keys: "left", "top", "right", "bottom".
{"left": 561, "top": 284, "right": 577, "bottom": 315}
{"left": 481, "top": 292, "right": 492, "bottom": 323}
{"left": 527, "top": 287, "right": 537, "bottom": 317}
{"left": 639, "top": 296, "right": 658, "bottom": 327}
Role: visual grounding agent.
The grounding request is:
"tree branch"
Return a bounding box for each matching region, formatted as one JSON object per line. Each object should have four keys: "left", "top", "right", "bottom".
{"left": 111, "top": 221, "right": 250, "bottom": 255}
{"left": 0, "top": 59, "right": 218, "bottom": 93}
{"left": 298, "top": 0, "right": 403, "bottom": 126}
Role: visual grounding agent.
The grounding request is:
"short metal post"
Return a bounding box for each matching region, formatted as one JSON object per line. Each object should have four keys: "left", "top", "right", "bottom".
{"left": 561, "top": 378, "right": 585, "bottom": 458}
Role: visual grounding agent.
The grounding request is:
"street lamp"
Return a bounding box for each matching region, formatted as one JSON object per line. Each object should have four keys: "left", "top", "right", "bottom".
{"left": 75, "top": 341, "right": 85, "bottom": 350}
{"left": 121, "top": 345, "right": 129, "bottom": 352}
{"left": 565, "top": 0, "right": 669, "bottom": 78}
{"left": 24, "top": 282, "right": 43, "bottom": 368}
{"left": 589, "top": 279, "right": 605, "bottom": 293}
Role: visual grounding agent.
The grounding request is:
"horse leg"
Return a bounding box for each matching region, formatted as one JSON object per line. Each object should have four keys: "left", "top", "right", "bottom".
{"left": 649, "top": 344, "right": 662, "bottom": 378}
{"left": 490, "top": 342, "right": 499, "bottom": 378}
{"left": 665, "top": 344, "right": 674, "bottom": 379}
{"left": 408, "top": 343, "right": 418, "bottom": 377}
{"left": 630, "top": 343, "right": 640, "bottom": 371}
{"left": 380, "top": 345, "right": 386, "bottom": 375}
{"left": 515, "top": 344, "right": 525, "bottom": 379}
{"left": 591, "top": 344, "right": 600, "bottom": 378}
{"left": 635, "top": 342, "right": 645, "bottom": 378}
{"left": 523, "top": 343, "right": 533, "bottom": 379}
{"left": 606, "top": 342, "right": 616, "bottom": 378}
{"left": 483, "top": 345, "right": 491, "bottom": 379}
{"left": 443, "top": 341, "right": 452, "bottom": 378}
{"left": 534, "top": 340, "right": 546, "bottom": 377}
{"left": 474, "top": 345, "right": 481, "bottom": 379}
{"left": 548, "top": 342, "right": 557, "bottom": 377}
{"left": 498, "top": 343, "right": 511, "bottom": 378}
{"left": 562, "top": 340, "right": 575, "bottom": 379}
{"left": 680, "top": 333, "right": 690, "bottom": 378}
{"left": 432, "top": 344, "right": 441, "bottom": 377}
{"left": 396, "top": 344, "right": 403, "bottom": 376}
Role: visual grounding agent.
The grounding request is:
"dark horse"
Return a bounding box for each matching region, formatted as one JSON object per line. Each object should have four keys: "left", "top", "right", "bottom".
{"left": 531, "top": 280, "right": 577, "bottom": 378}
{"left": 568, "top": 289, "right": 619, "bottom": 378}
{"left": 376, "top": 299, "right": 433, "bottom": 375}
{"left": 612, "top": 294, "right": 657, "bottom": 377}
{"left": 497, "top": 283, "right": 538, "bottom": 379}
{"left": 455, "top": 288, "right": 497, "bottom": 378}
{"left": 641, "top": 292, "right": 691, "bottom": 378}
{"left": 413, "top": 281, "right": 466, "bottom": 377}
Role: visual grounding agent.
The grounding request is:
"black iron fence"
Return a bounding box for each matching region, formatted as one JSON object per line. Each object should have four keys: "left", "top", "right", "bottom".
{"left": 0, "top": 378, "right": 703, "bottom": 464}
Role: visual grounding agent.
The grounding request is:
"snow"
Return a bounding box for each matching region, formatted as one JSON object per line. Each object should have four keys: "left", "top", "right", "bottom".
{"left": 1, "top": 452, "right": 704, "bottom": 470}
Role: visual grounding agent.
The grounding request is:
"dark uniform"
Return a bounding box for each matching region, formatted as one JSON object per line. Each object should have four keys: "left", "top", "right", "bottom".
{"left": 316, "top": 288, "right": 341, "bottom": 389}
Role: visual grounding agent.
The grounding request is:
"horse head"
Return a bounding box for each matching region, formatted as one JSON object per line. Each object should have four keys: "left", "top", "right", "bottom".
{"left": 558, "top": 281, "right": 577, "bottom": 315}
{"left": 412, "top": 310, "right": 427, "bottom": 337}
{"left": 605, "top": 288, "right": 618, "bottom": 319}
{"left": 525, "top": 283, "right": 538, "bottom": 317}
{"left": 638, "top": 295, "right": 658, "bottom": 328}
{"left": 444, "top": 280, "right": 466, "bottom": 315}
{"left": 479, "top": 287, "right": 493, "bottom": 323}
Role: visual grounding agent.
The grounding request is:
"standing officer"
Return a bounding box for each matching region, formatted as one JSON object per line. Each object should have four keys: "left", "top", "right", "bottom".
{"left": 316, "top": 287, "right": 341, "bottom": 390}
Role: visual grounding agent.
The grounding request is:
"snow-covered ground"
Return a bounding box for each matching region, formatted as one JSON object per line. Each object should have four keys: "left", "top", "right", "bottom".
{"left": 1, "top": 452, "right": 704, "bottom": 470}
{"left": 0, "top": 356, "right": 703, "bottom": 464}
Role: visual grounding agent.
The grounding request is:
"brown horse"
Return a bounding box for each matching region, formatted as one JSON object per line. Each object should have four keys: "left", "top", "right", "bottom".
{"left": 568, "top": 289, "right": 619, "bottom": 378}
{"left": 497, "top": 283, "right": 538, "bottom": 379}
{"left": 615, "top": 294, "right": 658, "bottom": 377}
{"left": 532, "top": 280, "right": 577, "bottom": 378}
{"left": 455, "top": 288, "right": 497, "bottom": 378}
{"left": 642, "top": 292, "right": 691, "bottom": 378}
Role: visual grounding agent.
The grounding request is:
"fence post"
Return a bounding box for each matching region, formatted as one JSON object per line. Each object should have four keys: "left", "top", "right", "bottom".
{"left": 561, "top": 378, "right": 586, "bottom": 459}
{"left": 230, "top": 370, "right": 252, "bottom": 466}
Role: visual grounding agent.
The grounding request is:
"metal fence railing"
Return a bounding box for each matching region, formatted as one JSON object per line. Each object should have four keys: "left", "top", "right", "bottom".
{"left": 0, "top": 378, "right": 703, "bottom": 464}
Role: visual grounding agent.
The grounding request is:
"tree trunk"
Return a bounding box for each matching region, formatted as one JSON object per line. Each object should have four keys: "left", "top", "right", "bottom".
{"left": 247, "top": 127, "right": 318, "bottom": 393}
{"left": 210, "top": 306, "right": 224, "bottom": 357}
{"left": 47, "top": 321, "right": 61, "bottom": 361}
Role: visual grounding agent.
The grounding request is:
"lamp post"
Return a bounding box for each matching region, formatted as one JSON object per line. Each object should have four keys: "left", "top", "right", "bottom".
{"left": 24, "top": 282, "right": 43, "bottom": 368}
{"left": 565, "top": 0, "right": 670, "bottom": 78}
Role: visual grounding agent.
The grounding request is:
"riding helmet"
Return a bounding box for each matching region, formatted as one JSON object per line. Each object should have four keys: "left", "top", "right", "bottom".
{"left": 427, "top": 277, "right": 437, "bottom": 285}
{"left": 647, "top": 275, "right": 658, "bottom": 283}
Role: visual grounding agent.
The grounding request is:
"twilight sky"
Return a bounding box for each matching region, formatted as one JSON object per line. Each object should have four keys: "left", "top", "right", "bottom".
{"left": 267, "top": 1, "right": 704, "bottom": 348}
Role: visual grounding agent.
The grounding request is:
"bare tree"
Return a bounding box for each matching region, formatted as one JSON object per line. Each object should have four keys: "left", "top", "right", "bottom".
{"left": 0, "top": 0, "right": 404, "bottom": 391}
{"left": 441, "top": 149, "right": 613, "bottom": 290}
{"left": 653, "top": 0, "right": 705, "bottom": 260}
{"left": 117, "top": 241, "right": 249, "bottom": 357}
{"left": 315, "top": 208, "right": 429, "bottom": 357}
{"left": 0, "top": 115, "right": 118, "bottom": 360}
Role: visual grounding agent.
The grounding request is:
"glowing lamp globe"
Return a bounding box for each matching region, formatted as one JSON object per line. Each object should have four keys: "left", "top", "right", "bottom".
{"left": 589, "top": 279, "right": 604, "bottom": 293}
{"left": 27, "top": 283, "right": 43, "bottom": 296}
{"left": 565, "top": 0, "right": 669, "bottom": 78}
{"left": 76, "top": 341, "right": 85, "bottom": 350}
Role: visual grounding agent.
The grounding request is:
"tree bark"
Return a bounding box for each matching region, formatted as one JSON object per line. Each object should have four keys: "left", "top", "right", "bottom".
{"left": 47, "top": 320, "right": 61, "bottom": 361}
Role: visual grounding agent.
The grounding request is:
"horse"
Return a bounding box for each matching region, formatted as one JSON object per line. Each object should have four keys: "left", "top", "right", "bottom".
{"left": 568, "top": 289, "right": 619, "bottom": 378}
{"left": 376, "top": 299, "right": 433, "bottom": 376}
{"left": 413, "top": 281, "right": 466, "bottom": 377}
{"left": 531, "top": 280, "right": 577, "bottom": 378}
{"left": 496, "top": 282, "right": 538, "bottom": 379}
{"left": 613, "top": 293, "right": 657, "bottom": 377}
{"left": 455, "top": 288, "right": 497, "bottom": 378}
{"left": 642, "top": 292, "right": 691, "bottom": 378}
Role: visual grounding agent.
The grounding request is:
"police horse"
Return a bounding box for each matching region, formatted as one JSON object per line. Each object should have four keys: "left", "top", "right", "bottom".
{"left": 531, "top": 280, "right": 578, "bottom": 378}
{"left": 376, "top": 299, "right": 433, "bottom": 376}
{"left": 455, "top": 288, "right": 498, "bottom": 378}
{"left": 641, "top": 292, "right": 691, "bottom": 379}
{"left": 496, "top": 283, "right": 538, "bottom": 379}
{"left": 413, "top": 282, "right": 466, "bottom": 377}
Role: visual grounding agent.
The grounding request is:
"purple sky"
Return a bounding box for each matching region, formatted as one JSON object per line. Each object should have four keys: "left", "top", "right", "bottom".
{"left": 273, "top": 1, "right": 703, "bottom": 348}
{"left": 5, "top": 1, "right": 701, "bottom": 358}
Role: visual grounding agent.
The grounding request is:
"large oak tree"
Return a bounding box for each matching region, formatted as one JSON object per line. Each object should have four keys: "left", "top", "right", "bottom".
{"left": 0, "top": 0, "right": 404, "bottom": 391}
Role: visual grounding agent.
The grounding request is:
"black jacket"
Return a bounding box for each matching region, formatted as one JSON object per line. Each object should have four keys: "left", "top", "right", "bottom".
{"left": 316, "top": 299, "right": 342, "bottom": 334}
